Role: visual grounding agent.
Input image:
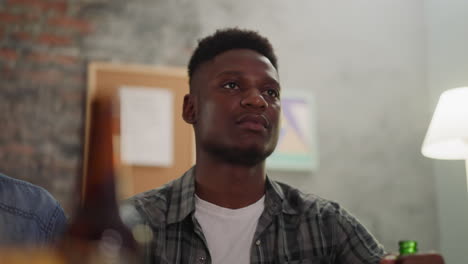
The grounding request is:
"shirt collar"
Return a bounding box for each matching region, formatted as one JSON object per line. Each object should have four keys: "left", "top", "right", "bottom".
{"left": 166, "top": 166, "right": 298, "bottom": 224}
{"left": 264, "top": 176, "right": 298, "bottom": 216}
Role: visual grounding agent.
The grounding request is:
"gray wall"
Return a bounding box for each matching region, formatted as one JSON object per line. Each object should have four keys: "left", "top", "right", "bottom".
{"left": 197, "top": 0, "right": 437, "bottom": 252}
{"left": 426, "top": 0, "right": 468, "bottom": 263}
{"left": 86, "top": 0, "right": 440, "bottom": 253}
{"left": 0, "top": 0, "right": 447, "bottom": 256}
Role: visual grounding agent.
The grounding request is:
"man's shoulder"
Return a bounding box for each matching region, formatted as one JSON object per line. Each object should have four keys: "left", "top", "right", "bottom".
{"left": 0, "top": 173, "right": 67, "bottom": 244}
{"left": 272, "top": 180, "right": 347, "bottom": 219}
{"left": 121, "top": 168, "right": 196, "bottom": 228}
{"left": 121, "top": 180, "right": 175, "bottom": 226}
{"left": 273, "top": 181, "right": 386, "bottom": 262}
{"left": 0, "top": 173, "right": 62, "bottom": 216}
{"left": 127, "top": 183, "right": 173, "bottom": 211}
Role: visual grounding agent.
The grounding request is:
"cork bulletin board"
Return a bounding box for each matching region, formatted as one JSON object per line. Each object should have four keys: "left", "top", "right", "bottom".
{"left": 85, "top": 62, "right": 194, "bottom": 198}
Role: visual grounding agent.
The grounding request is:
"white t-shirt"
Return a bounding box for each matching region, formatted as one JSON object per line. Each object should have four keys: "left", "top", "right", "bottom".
{"left": 194, "top": 195, "right": 265, "bottom": 264}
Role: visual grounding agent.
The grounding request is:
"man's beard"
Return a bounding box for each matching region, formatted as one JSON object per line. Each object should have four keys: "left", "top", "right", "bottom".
{"left": 203, "top": 141, "right": 275, "bottom": 167}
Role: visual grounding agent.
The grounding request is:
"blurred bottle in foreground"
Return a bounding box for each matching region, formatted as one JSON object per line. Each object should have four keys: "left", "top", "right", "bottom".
{"left": 381, "top": 240, "right": 444, "bottom": 264}
{"left": 60, "top": 99, "right": 139, "bottom": 264}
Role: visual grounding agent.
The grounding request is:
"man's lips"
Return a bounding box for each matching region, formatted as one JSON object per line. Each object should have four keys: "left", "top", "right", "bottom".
{"left": 236, "top": 114, "right": 269, "bottom": 131}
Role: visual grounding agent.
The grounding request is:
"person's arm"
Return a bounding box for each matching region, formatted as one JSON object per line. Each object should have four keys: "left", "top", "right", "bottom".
{"left": 330, "top": 204, "right": 445, "bottom": 264}
{"left": 326, "top": 202, "right": 386, "bottom": 264}
{"left": 46, "top": 201, "right": 67, "bottom": 243}
{"left": 380, "top": 253, "right": 445, "bottom": 264}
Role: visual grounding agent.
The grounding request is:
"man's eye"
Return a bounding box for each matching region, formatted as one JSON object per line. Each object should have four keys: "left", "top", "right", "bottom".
{"left": 222, "top": 82, "right": 239, "bottom": 90}
{"left": 265, "top": 89, "right": 279, "bottom": 98}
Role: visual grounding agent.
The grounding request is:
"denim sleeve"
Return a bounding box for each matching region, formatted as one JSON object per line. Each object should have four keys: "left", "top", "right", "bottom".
{"left": 46, "top": 202, "right": 68, "bottom": 243}
{"left": 0, "top": 174, "right": 68, "bottom": 245}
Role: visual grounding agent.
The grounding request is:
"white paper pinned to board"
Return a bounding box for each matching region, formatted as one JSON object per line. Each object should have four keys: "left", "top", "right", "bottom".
{"left": 119, "top": 86, "right": 173, "bottom": 167}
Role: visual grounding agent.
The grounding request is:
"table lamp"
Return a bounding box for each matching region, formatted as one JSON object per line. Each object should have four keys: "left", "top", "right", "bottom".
{"left": 421, "top": 87, "right": 468, "bottom": 190}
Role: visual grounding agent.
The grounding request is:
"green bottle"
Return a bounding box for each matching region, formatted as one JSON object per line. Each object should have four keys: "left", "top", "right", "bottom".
{"left": 399, "top": 240, "right": 418, "bottom": 256}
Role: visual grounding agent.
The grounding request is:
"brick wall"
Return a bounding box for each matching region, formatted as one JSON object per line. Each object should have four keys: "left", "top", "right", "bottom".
{"left": 0, "top": 0, "right": 92, "bottom": 214}
{"left": 0, "top": 0, "right": 199, "bottom": 213}
{"left": 0, "top": 0, "right": 441, "bottom": 251}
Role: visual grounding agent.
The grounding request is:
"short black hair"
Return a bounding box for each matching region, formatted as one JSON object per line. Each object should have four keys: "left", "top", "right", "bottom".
{"left": 188, "top": 28, "right": 278, "bottom": 83}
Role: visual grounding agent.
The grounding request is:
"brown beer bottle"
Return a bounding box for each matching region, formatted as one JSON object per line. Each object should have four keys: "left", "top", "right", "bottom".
{"left": 61, "top": 99, "right": 139, "bottom": 263}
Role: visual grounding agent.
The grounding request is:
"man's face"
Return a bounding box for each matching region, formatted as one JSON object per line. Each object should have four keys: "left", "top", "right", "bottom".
{"left": 185, "top": 49, "right": 281, "bottom": 166}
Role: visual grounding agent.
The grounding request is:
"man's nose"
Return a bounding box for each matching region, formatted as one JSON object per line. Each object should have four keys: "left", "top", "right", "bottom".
{"left": 240, "top": 89, "right": 268, "bottom": 110}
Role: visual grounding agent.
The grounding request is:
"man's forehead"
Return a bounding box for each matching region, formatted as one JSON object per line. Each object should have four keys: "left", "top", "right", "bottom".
{"left": 211, "top": 49, "right": 274, "bottom": 67}
{"left": 194, "top": 49, "right": 278, "bottom": 79}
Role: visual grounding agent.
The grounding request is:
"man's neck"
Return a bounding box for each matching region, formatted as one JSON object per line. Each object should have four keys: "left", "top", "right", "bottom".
{"left": 194, "top": 155, "right": 266, "bottom": 209}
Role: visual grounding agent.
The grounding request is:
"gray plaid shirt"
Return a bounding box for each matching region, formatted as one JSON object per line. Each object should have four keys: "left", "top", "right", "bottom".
{"left": 121, "top": 167, "right": 385, "bottom": 264}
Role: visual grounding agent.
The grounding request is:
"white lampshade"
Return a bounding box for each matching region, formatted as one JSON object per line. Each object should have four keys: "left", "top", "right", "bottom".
{"left": 422, "top": 87, "right": 468, "bottom": 160}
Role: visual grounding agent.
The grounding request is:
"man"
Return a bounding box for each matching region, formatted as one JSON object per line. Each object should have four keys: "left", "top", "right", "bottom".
{"left": 122, "top": 28, "right": 385, "bottom": 263}
{"left": 0, "top": 173, "right": 67, "bottom": 245}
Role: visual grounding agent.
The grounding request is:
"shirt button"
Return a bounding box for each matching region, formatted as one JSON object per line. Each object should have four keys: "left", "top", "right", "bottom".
{"left": 256, "top": 240, "right": 261, "bottom": 246}
{"left": 198, "top": 256, "right": 206, "bottom": 263}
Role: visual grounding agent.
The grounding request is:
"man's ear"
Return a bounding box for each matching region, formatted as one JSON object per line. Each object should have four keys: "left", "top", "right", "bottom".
{"left": 182, "top": 94, "right": 197, "bottom": 124}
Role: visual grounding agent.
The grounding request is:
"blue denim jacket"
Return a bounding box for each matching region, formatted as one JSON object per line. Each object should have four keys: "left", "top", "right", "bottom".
{"left": 0, "top": 173, "right": 67, "bottom": 246}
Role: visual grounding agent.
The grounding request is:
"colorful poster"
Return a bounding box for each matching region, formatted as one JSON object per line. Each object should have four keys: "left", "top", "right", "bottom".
{"left": 267, "top": 92, "right": 318, "bottom": 171}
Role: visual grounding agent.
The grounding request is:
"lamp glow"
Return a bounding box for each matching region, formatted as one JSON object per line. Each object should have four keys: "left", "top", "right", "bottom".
{"left": 422, "top": 87, "right": 468, "bottom": 192}
{"left": 421, "top": 87, "right": 468, "bottom": 160}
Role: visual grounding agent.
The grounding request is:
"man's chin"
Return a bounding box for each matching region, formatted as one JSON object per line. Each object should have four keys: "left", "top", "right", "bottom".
{"left": 205, "top": 143, "right": 274, "bottom": 167}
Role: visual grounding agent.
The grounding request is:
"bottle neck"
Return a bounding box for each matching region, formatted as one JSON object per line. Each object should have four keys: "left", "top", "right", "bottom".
{"left": 64, "top": 100, "right": 138, "bottom": 254}
{"left": 80, "top": 100, "right": 120, "bottom": 215}
{"left": 399, "top": 240, "right": 418, "bottom": 255}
